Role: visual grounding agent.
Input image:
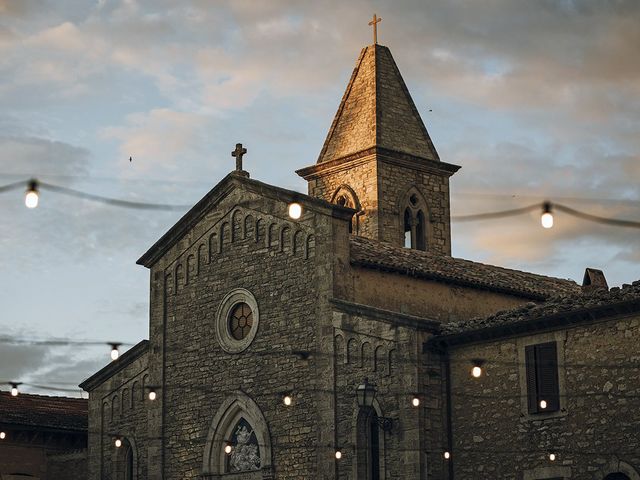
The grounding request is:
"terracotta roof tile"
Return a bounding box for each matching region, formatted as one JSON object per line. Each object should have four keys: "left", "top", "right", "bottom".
{"left": 0, "top": 392, "right": 87, "bottom": 432}
{"left": 350, "top": 236, "right": 580, "bottom": 300}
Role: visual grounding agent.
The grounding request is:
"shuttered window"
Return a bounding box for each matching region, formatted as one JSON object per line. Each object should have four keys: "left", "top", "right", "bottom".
{"left": 525, "top": 341, "right": 560, "bottom": 414}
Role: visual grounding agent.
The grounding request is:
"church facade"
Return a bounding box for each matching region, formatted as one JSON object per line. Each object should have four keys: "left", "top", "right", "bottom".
{"left": 80, "top": 41, "right": 640, "bottom": 480}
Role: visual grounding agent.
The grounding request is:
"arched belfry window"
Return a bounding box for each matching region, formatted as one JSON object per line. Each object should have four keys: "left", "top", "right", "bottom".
{"left": 400, "top": 189, "right": 429, "bottom": 251}
{"left": 202, "top": 392, "right": 272, "bottom": 478}
{"left": 331, "top": 185, "right": 361, "bottom": 234}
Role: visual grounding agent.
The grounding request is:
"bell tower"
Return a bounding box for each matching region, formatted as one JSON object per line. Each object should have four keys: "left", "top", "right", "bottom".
{"left": 296, "top": 43, "right": 460, "bottom": 255}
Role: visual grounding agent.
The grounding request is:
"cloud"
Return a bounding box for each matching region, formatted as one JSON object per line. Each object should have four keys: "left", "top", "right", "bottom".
{"left": 0, "top": 344, "right": 51, "bottom": 383}
{"left": 101, "top": 108, "right": 215, "bottom": 175}
{"left": 0, "top": 134, "right": 90, "bottom": 177}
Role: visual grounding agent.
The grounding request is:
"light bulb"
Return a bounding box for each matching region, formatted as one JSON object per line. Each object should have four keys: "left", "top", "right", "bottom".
{"left": 539, "top": 399, "right": 547, "bottom": 409}
{"left": 411, "top": 397, "right": 420, "bottom": 407}
{"left": 10, "top": 384, "right": 19, "bottom": 397}
{"left": 110, "top": 344, "right": 120, "bottom": 361}
{"left": 115, "top": 438, "right": 122, "bottom": 448}
{"left": 444, "top": 451, "right": 451, "bottom": 460}
{"left": 283, "top": 395, "right": 292, "bottom": 406}
{"left": 25, "top": 180, "right": 39, "bottom": 209}
{"left": 549, "top": 453, "right": 556, "bottom": 461}
{"left": 335, "top": 450, "right": 342, "bottom": 460}
{"left": 541, "top": 202, "right": 553, "bottom": 229}
{"left": 0, "top": 432, "right": 6, "bottom": 439}
{"left": 288, "top": 202, "right": 302, "bottom": 220}
{"left": 224, "top": 444, "right": 233, "bottom": 455}
{"left": 148, "top": 390, "right": 157, "bottom": 401}
{"left": 471, "top": 366, "right": 483, "bottom": 378}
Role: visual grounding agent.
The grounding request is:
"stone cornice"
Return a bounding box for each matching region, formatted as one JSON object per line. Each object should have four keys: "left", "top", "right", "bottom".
{"left": 136, "top": 172, "right": 356, "bottom": 268}
{"left": 79, "top": 340, "right": 149, "bottom": 392}
{"left": 330, "top": 297, "right": 440, "bottom": 332}
{"left": 296, "top": 146, "right": 460, "bottom": 180}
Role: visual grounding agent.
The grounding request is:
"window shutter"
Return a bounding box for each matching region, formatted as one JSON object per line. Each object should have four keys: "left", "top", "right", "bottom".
{"left": 535, "top": 342, "right": 560, "bottom": 412}
{"left": 525, "top": 345, "right": 538, "bottom": 413}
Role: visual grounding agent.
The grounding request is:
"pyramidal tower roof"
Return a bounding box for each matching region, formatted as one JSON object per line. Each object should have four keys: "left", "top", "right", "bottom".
{"left": 317, "top": 44, "right": 440, "bottom": 164}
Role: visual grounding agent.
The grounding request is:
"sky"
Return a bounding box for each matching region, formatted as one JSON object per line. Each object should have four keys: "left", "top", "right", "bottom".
{"left": 1, "top": 0, "right": 639, "bottom": 397}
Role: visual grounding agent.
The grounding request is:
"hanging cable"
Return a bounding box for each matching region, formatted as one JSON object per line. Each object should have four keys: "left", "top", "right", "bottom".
{"left": 451, "top": 203, "right": 540, "bottom": 221}
{"left": 38, "top": 181, "right": 191, "bottom": 211}
{"left": 0, "top": 179, "right": 191, "bottom": 211}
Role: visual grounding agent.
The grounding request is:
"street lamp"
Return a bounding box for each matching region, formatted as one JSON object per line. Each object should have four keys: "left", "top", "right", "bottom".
{"left": 356, "top": 378, "right": 376, "bottom": 409}
{"left": 356, "top": 378, "right": 393, "bottom": 432}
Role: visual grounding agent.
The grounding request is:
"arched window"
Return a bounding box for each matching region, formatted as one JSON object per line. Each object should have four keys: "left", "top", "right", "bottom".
{"left": 202, "top": 392, "right": 272, "bottom": 478}
{"left": 331, "top": 185, "right": 361, "bottom": 234}
{"left": 400, "top": 189, "right": 429, "bottom": 251}
{"left": 124, "top": 441, "right": 134, "bottom": 480}
{"left": 600, "top": 460, "right": 640, "bottom": 480}
{"left": 356, "top": 407, "right": 383, "bottom": 480}
{"left": 225, "top": 417, "right": 261, "bottom": 473}
{"left": 114, "top": 437, "right": 136, "bottom": 480}
{"left": 403, "top": 208, "right": 412, "bottom": 248}
{"left": 416, "top": 210, "right": 426, "bottom": 250}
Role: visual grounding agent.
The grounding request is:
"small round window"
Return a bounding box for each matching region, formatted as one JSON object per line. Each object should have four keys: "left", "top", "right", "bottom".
{"left": 229, "top": 302, "right": 253, "bottom": 340}
{"left": 216, "top": 289, "right": 259, "bottom": 353}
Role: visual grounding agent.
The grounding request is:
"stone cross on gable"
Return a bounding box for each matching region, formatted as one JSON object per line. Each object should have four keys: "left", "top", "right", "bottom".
{"left": 368, "top": 13, "right": 382, "bottom": 44}
{"left": 232, "top": 143, "right": 247, "bottom": 171}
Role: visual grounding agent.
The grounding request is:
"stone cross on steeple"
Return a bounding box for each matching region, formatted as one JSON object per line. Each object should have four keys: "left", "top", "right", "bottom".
{"left": 368, "top": 14, "right": 381, "bottom": 44}
{"left": 232, "top": 143, "right": 247, "bottom": 172}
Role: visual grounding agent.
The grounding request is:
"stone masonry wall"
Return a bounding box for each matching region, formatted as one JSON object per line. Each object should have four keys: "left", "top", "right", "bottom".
{"left": 306, "top": 156, "right": 452, "bottom": 256}
{"left": 86, "top": 352, "right": 149, "bottom": 480}
{"left": 332, "top": 308, "right": 424, "bottom": 479}
{"left": 447, "top": 313, "right": 640, "bottom": 479}
{"left": 351, "top": 266, "right": 526, "bottom": 322}
{"left": 377, "top": 160, "right": 451, "bottom": 255}
{"left": 307, "top": 157, "right": 378, "bottom": 240}
{"left": 146, "top": 183, "right": 341, "bottom": 479}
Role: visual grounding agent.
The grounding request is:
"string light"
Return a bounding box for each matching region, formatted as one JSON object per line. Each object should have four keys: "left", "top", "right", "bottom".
{"left": 24, "top": 180, "right": 39, "bottom": 209}
{"left": 1, "top": 177, "right": 639, "bottom": 228}
{"left": 110, "top": 343, "right": 121, "bottom": 361}
{"left": 335, "top": 449, "right": 342, "bottom": 460}
{"left": 10, "top": 382, "right": 20, "bottom": 397}
{"left": 411, "top": 396, "right": 420, "bottom": 407}
{"left": 444, "top": 451, "right": 451, "bottom": 460}
{"left": 471, "top": 359, "right": 485, "bottom": 378}
{"left": 288, "top": 202, "right": 302, "bottom": 220}
{"left": 541, "top": 201, "right": 554, "bottom": 229}
{"left": 114, "top": 437, "right": 122, "bottom": 448}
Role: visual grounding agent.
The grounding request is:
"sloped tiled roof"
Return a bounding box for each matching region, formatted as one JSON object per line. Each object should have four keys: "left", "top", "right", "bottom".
{"left": 350, "top": 236, "right": 580, "bottom": 300}
{"left": 0, "top": 392, "right": 87, "bottom": 432}
{"left": 441, "top": 281, "right": 640, "bottom": 338}
{"left": 316, "top": 44, "right": 439, "bottom": 164}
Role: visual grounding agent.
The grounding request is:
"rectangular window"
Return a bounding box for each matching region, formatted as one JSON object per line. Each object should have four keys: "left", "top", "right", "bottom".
{"left": 525, "top": 341, "right": 560, "bottom": 414}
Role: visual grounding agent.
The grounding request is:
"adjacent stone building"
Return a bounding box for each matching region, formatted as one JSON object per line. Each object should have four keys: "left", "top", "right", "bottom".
{"left": 0, "top": 392, "right": 87, "bottom": 480}
{"left": 428, "top": 277, "right": 640, "bottom": 480}
{"left": 80, "top": 40, "right": 640, "bottom": 480}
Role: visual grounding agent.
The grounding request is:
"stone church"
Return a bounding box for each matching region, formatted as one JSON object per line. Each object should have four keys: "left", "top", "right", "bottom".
{"left": 80, "top": 40, "right": 640, "bottom": 480}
